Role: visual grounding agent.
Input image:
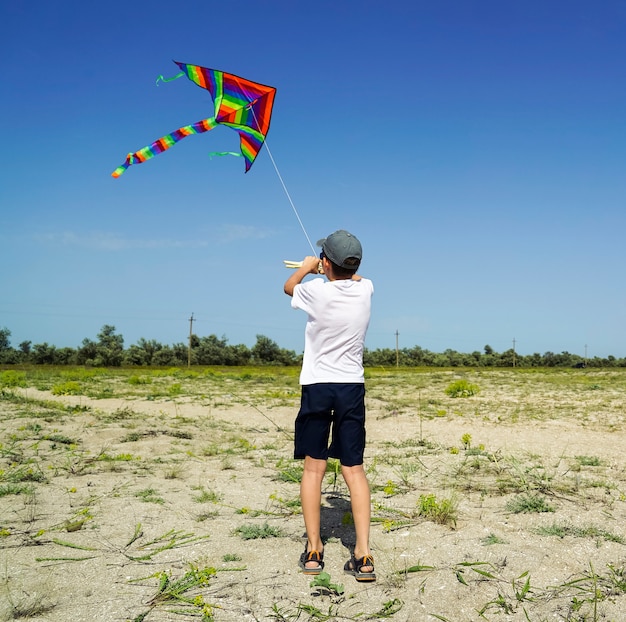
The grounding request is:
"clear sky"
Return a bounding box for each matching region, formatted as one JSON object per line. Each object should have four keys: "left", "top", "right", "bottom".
{"left": 2, "top": 0, "right": 625, "bottom": 359}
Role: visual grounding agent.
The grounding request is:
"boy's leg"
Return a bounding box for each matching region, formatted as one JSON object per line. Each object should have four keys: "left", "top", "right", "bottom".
{"left": 301, "top": 456, "right": 327, "bottom": 567}
{"left": 341, "top": 464, "right": 373, "bottom": 572}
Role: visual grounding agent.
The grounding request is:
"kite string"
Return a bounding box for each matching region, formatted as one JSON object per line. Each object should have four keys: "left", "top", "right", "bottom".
{"left": 246, "top": 101, "right": 316, "bottom": 255}
{"left": 263, "top": 141, "right": 316, "bottom": 255}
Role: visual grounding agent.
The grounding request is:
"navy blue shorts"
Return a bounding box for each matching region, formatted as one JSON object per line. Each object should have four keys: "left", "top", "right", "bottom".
{"left": 294, "top": 383, "right": 366, "bottom": 467}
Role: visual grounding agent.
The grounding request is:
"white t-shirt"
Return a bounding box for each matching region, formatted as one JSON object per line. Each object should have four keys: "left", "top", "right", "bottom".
{"left": 291, "top": 277, "right": 373, "bottom": 385}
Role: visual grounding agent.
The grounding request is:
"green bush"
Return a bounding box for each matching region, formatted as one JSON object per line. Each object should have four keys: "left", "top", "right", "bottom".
{"left": 445, "top": 379, "right": 480, "bottom": 398}
{"left": 233, "top": 522, "right": 284, "bottom": 540}
{"left": 505, "top": 493, "right": 555, "bottom": 514}
{"left": 51, "top": 381, "right": 82, "bottom": 395}
{"left": 417, "top": 493, "right": 458, "bottom": 526}
{"left": 128, "top": 375, "right": 152, "bottom": 385}
{"left": 0, "top": 370, "right": 27, "bottom": 388}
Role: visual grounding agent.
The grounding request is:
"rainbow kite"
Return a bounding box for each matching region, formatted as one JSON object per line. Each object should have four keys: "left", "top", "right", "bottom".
{"left": 112, "top": 61, "right": 276, "bottom": 177}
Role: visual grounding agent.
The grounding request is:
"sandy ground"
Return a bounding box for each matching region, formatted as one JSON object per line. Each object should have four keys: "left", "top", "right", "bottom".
{"left": 1, "top": 374, "right": 625, "bottom": 622}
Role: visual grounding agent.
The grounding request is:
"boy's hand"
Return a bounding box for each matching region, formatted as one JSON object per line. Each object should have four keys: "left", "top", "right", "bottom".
{"left": 302, "top": 255, "right": 323, "bottom": 275}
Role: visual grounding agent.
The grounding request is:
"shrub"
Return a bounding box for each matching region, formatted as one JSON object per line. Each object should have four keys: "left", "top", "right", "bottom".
{"left": 234, "top": 522, "right": 284, "bottom": 540}
{"left": 127, "top": 375, "right": 152, "bottom": 385}
{"left": 445, "top": 379, "right": 480, "bottom": 398}
{"left": 505, "top": 493, "right": 555, "bottom": 514}
{"left": 417, "top": 493, "right": 458, "bottom": 527}
{"left": 51, "top": 381, "right": 82, "bottom": 396}
{"left": 0, "top": 370, "right": 27, "bottom": 388}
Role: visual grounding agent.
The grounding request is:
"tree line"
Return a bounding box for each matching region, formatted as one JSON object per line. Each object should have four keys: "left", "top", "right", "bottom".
{"left": 0, "top": 325, "right": 623, "bottom": 368}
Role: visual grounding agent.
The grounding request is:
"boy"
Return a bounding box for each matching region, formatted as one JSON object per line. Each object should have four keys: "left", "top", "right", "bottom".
{"left": 283, "top": 229, "right": 376, "bottom": 582}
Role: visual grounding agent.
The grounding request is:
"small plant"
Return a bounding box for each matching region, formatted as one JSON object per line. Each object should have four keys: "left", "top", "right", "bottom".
{"left": 1, "top": 465, "right": 46, "bottom": 483}
{"left": 512, "top": 570, "right": 533, "bottom": 602}
{"left": 130, "top": 565, "right": 217, "bottom": 621}
{"left": 135, "top": 487, "right": 165, "bottom": 504}
{"left": 168, "top": 383, "right": 182, "bottom": 396}
{"left": 164, "top": 464, "right": 183, "bottom": 479}
{"left": 461, "top": 433, "right": 472, "bottom": 449}
{"left": 310, "top": 571, "right": 345, "bottom": 597}
{"left": 383, "top": 480, "right": 399, "bottom": 496}
{"left": 274, "top": 460, "right": 304, "bottom": 484}
{"left": 192, "top": 486, "right": 222, "bottom": 503}
{"left": 99, "top": 452, "right": 137, "bottom": 462}
{"left": 0, "top": 483, "right": 33, "bottom": 497}
{"left": 128, "top": 375, "right": 152, "bottom": 385}
{"left": 372, "top": 599, "right": 404, "bottom": 617}
{"left": 417, "top": 493, "right": 458, "bottom": 527}
{"left": 575, "top": 455, "right": 601, "bottom": 467}
{"left": 222, "top": 553, "right": 242, "bottom": 562}
{"left": 534, "top": 522, "right": 625, "bottom": 544}
{"left": 201, "top": 443, "right": 221, "bottom": 457}
{"left": 482, "top": 532, "right": 507, "bottom": 545}
{"left": 234, "top": 522, "right": 284, "bottom": 540}
{"left": 505, "top": 493, "right": 555, "bottom": 514}
{"left": 267, "top": 492, "right": 301, "bottom": 515}
{"left": 445, "top": 379, "right": 480, "bottom": 398}
{"left": 454, "top": 560, "right": 498, "bottom": 585}
{"left": 51, "top": 381, "right": 82, "bottom": 395}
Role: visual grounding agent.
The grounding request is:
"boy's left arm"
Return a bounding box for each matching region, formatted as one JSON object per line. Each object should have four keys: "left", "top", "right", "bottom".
{"left": 284, "top": 256, "right": 321, "bottom": 297}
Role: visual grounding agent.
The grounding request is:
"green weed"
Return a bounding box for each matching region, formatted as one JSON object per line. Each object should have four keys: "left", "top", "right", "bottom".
{"left": 534, "top": 522, "right": 624, "bottom": 544}
{"left": 445, "top": 379, "right": 480, "bottom": 398}
{"left": 233, "top": 522, "right": 284, "bottom": 540}
{"left": 51, "top": 381, "right": 82, "bottom": 395}
{"left": 192, "top": 487, "right": 222, "bottom": 503}
{"left": 134, "top": 488, "right": 165, "bottom": 504}
{"left": 0, "top": 483, "right": 33, "bottom": 497}
{"left": 417, "top": 493, "right": 458, "bottom": 526}
{"left": 310, "top": 571, "right": 344, "bottom": 597}
{"left": 274, "top": 460, "right": 303, "bottom": 484}
{"left": 0, "top": 370, "right": 27, "bottom": 387}
{"left": 130, "top": 565, "right": 217, "bottom": 621}
{"left": 575, "top": 455, "right": 602, "bottom": 467}
{"left": 505, "top": 493, "right": 555, "bottom": 514}
{"left": 482, "top": 532, "right": 507, "bottom": 545}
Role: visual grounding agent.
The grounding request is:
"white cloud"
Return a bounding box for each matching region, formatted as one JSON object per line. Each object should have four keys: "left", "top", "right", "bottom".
{"left": 215, "top": 224, "right": 276, "bottom": 244}
{"left": 33, "top": 231, "right": 210, "bottom": 251}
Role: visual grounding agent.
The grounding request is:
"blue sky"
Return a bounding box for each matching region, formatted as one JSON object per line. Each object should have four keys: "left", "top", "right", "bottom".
{"left": 2, "top": 0, "right": 625, "bottom": 358}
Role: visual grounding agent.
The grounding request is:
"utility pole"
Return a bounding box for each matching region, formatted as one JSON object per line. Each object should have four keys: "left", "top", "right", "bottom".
{"left": 584, "top": 344, "right": 588, "bottom": 364}
{"left": 188, "top": 313, "right": 194, "bottom": 368}
{"left": 395, "top": 330, "right": 399, "bottom": 368}
{"left": 512, "top": 337, "right": 516, "bottom": 368}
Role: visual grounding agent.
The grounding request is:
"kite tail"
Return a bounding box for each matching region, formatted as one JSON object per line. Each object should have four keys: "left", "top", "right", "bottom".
{"left": 155, "top": 71, "right": 185, "bottom": 85}
{"left": 111, "top": 117, "right": 219, "bottom": 177}
{"left": 208, "top": 151, "right": 242, "bottom": 159}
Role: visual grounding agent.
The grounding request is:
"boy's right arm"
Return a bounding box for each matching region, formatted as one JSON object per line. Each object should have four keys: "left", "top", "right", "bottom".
{"left": 283, "top": 256, "right": 321, "bottom": 297}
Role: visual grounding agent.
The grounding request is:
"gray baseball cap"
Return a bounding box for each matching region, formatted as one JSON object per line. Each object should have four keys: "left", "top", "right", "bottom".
{"left": 317, "top": 230, "right": 362, "bottom": 269}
